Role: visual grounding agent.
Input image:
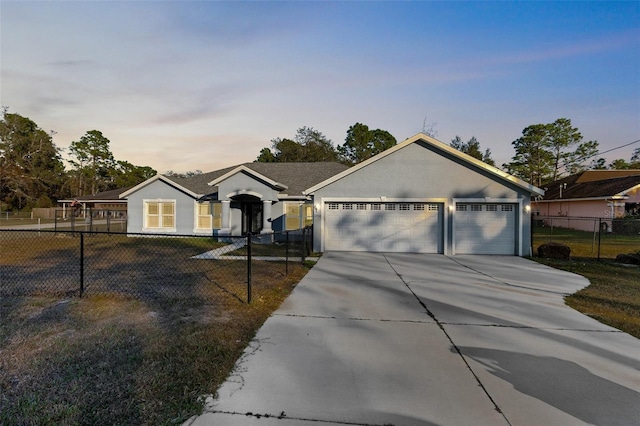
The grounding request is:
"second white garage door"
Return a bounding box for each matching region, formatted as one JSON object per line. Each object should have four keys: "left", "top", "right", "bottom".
{"left": 324, "top": 202, "right": 442, "bottom": 253}
{"left": 454, "top": 203, "right": 517, "bottom": 255}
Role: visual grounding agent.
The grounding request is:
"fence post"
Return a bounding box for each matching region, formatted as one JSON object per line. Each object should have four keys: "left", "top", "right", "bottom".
{"left": 597, "top": 218, "right": 602, "bottom": 262}
{"left": 285, "top": 230, "right": 289, "bottom": 276}
{"left": 592, "top": 219, "right": 597, "bottom": 254}
{"left": 301, "top": 227, "right": 306, "bottom": 263}
{"left": 530, "top": 214, "right": 534, "bottom": 257}
{"left": 80, "top": 232, "right": 85, "bottom": 297}
{"left": 247, "top": 233, "right": 252, "bottom": 304}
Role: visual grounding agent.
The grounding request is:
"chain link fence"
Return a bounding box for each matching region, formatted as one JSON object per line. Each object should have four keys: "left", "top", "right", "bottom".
{"left": 0, "top": 209, "right": 128, "bottom": 232}
{"left": 54, "top": 209, "right": 128, "bottom": 233}
{"left": 533, "top": 216, "right": 640, "bottom": 260}
{"left": 0, "top": 227, "right": 314, "bottom": 303}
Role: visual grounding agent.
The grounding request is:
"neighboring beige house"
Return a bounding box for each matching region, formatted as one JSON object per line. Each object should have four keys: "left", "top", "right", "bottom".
{"left": 532, "top": 170, "right": 640, "bottom": 231}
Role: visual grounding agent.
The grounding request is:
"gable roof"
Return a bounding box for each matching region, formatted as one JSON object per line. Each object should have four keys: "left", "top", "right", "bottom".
{"left": 120, "top": 162, "right": 349, "bottom": 199}
{"left": 208, "top": 165, "right": 289, "bottom": 190}
{"left": 540, "top": 170, "right": 640, "bottom": 201}
{"left": 60, "top": 187, "right": 131, "bottom": 203}
{"left": 239, "top": 162, "right": 349, "bottom": 196}
{"left": 304, "top": 133, "right": 544, "bottom": 196}
{"left": 119, "top": 174, "right": 202, "bottom": 199}
{"left": 573, "top": 170, "right": 640, "bottom": 183}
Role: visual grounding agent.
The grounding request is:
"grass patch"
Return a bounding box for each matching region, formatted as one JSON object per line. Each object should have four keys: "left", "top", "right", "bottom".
{"left": 0, "top": 263, "right": 311, "bottom": 425}
{"left": 0, "top": 230, "right": 312, "bottom": 424}
{"left": 533, "top": 227, "right": 640, "bottom": 259}
{"left": 533, "top": 257, "right": 640, "bottom": 339}
{"left": 0, "top": 218, "right": 56, "bottom": 227}
{"left": 230, "top": 243, "right": 303, "bottom": 257}
{"left": 0, "top": 232, "right": 238, "bottom": 298}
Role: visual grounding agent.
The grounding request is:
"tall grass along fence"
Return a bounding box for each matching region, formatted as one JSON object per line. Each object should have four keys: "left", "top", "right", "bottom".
{"left": 0, "top": 209, "right": 127, "bottom": 233}
{"left": 0, "top": 227, "right": 313, "bottom": 304}
{"left": 533, "top": 216, "right": 640, "bottom": 260}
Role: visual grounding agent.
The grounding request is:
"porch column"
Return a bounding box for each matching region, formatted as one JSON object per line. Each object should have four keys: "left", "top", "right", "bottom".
{"left": 220, "top": 200, "right": 231, "bottom": 234}
{"left": 261, "top": 200, "right": 273, "bottom": 234}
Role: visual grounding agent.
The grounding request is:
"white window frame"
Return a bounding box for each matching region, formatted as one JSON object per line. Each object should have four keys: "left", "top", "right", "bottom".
{"left": 194, "top": 201, "right": 213, "bottom": 231}
{"left": 285, "top": 202, "right": 314, "bottom": 230}
{"left": 212, "top": 203, "right": 223, "bottom": 229}
{"left": 285, "top": 202, "right": 302, "bottom": 230}
{"left": 143, "top": 199, "right": 176, "bottom": 232}
{"left": 303, "top": 204, "right": 313, "bottom": 227}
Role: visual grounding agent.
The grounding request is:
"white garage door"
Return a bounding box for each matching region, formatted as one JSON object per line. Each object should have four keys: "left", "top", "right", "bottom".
{"left": 454, "top": 203, "right": 516, "bottom": 255}
{"left": 324, "top": 202, "right": 442, "bottom": 253}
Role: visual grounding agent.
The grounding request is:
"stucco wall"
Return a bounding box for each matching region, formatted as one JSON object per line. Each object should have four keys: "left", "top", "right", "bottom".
{"left": 310, "top": 141, "right": 533, "bottom": 255}
{"left": 534, "top": 200, "right": 612, "bottom": 218}
{"left": 217, "top": 172, "right": 280, "bottom": 201}
{"left": 313, "top": 142, "right": 524, "bottom": 199}
{"left": 125, "top": 180, "right": 196, "bottom": 234}
{"left": 126, "top": 176, "right": 303, "bottom": 236}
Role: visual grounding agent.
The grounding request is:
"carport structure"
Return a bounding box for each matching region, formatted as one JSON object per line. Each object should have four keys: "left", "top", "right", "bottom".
{"left": 305, "top": 133, "right": 544, "bottom": 256}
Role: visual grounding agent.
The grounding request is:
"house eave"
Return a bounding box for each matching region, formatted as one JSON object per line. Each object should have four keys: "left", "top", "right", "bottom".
{"left": 59, "top": 199, "right": 127, "bottom": 203}
{"left": 534, "top": 195, "right": 629, "bottom": 203}
{"left": 614, "top": 183, "right": 640, "bottom": 198}
{"left": 278, "top": 194, "right": 310, "bottom": 201}
{"left": 207, "top": 165, "right": 288, "bottom": 190}
{"left": 119, "top": 175, "right": 201, "bottom": 199}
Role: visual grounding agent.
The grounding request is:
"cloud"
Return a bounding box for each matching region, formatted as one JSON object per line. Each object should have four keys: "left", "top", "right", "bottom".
{"left": 46, "top": 60, "right": 95, "bottom": 68}
{"left": 160, "top": 2, "right": 323, "bottom": 46}
{"left": 2, "top": 1, "right": 638, "bottom": 175}
{"left": 491, "top": 29, "right": 640, "bottom": 66}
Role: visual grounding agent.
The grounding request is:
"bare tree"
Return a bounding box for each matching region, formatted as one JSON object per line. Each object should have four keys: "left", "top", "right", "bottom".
{"left": 420, "top": 116, "right": 438, "bottom": 138}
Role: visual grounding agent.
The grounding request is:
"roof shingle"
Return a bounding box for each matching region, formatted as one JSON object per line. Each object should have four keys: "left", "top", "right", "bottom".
{"left": 542, "top": 170, "right": 640, "bottom": 200}
{"left": 167, "top": 162, "right": 350, "bottom": 197}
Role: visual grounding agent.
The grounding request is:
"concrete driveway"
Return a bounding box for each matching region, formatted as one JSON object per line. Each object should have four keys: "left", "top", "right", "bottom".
{"left": 186, "top": 253, "right": 640, "bottom": 426}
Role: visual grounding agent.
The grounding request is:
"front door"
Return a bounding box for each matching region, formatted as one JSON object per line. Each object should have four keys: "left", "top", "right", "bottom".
{"left": 242, "top": 203, "right": 262, "bottom": 234}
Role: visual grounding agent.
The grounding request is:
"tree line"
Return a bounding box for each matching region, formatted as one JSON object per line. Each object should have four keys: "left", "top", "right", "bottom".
{"left": 502, "top": 118, "right": 639, "bottom": 186}
{"left": 256, "top": 119, "right": 639, "bottom": 187}
{"left": 255, "top": 124, "right": 400, "bottom": 165}
{"left": 2, "top": 108, "right": 637, "bottom": 212}
{"left": 255, "top": 123, "right": 494, "bottom": 166}
{"left": 0, "top": 110, "right": 156, "bottom": 211}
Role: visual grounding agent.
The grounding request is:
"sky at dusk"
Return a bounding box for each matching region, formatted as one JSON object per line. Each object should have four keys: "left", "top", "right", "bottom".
{"left": 1, "top": 1, "right": 639, "bottom": 174}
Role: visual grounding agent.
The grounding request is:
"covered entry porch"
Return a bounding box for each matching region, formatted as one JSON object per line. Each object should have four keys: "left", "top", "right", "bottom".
{"left": 218, "top": 192, "right": 275, "bottom": 237}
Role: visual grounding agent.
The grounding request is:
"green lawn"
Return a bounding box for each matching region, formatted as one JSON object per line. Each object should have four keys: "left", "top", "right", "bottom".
{"left": 533, "top": 226, "right": 640, "bottom": 259}
{"left": 0, "top": 218, "right": 56, "bottom": 227}
{"left": 533, "top": 258, "right": 640, "bottom": 339}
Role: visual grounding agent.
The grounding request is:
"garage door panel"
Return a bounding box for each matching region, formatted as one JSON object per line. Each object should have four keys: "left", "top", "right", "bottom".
{"left": 325, "top": 202, "right": 442, "bottom": 253}
{"left": 454, "top": 204, "right": 516, "bottom": 255}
